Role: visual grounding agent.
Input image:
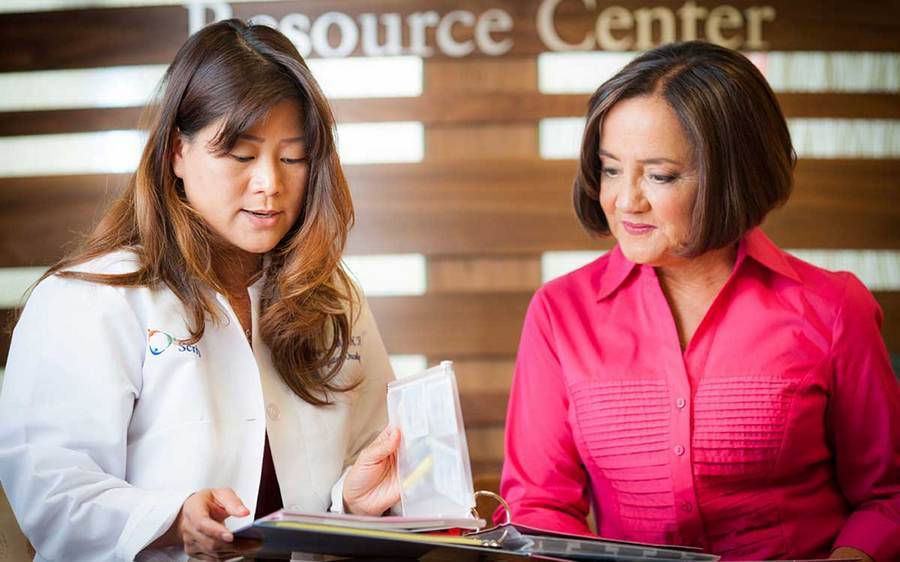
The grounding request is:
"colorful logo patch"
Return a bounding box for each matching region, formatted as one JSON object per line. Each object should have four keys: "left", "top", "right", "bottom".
{"left": 147, "top": 329, "right": 175, "bottom": 355}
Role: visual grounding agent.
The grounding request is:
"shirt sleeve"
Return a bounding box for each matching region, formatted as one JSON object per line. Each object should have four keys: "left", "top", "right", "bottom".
{"left": 329, "top": 293, "right": 395, "bottom": 513}
{"left": 0, "top": 276, "right": 192, "bottom": 561}
{"left": 828, "top": 274, "right": 900, "bottom": 562}
{"left": 499, "top": 289, "right": 591, "bottom": 534}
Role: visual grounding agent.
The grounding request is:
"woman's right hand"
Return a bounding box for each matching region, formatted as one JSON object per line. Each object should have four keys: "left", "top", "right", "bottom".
{"left": 175, "top": 488, "right": 252, "bottom": 559}
{"left": 175, "top": 488, "right": 250, "bottom": 558}
{"left": 146, "top": 488, "right": 261, "bottom": 559}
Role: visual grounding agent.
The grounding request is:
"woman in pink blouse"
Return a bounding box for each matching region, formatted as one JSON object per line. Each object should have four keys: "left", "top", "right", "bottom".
{"left": 500, "top": 41, "right": 899, "bottom": 561}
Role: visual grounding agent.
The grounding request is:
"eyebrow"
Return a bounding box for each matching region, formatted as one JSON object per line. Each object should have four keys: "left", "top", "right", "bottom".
{"left": 238, "top": 134, "right": 305, "bottom": 144}
{"left": 598, "top": 149, "right": 681, "bottom": 165}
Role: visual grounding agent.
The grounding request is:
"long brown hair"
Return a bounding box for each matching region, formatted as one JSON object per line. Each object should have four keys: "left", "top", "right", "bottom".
{"left": 574, "top": 41, "right": 795, "bottom": 257}
{"left": 42, "top": 19, "right": 358, "bottom": 405}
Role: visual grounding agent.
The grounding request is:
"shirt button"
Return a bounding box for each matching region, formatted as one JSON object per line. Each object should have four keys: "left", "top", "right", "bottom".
{"left": 680, "top": 500, "right": 693, "bottom": 512}
{"left": 266, "top": 403, "right": 280, "bottom": 421}
{"left": 676, "top": 398, "right": 686, "bottom": 409}
{"left": 673, "top": 444, "right": 685, "bottom": 456}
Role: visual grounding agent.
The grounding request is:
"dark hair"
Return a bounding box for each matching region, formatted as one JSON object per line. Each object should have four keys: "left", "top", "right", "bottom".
{"left": 42, "top": 19, "right": 358, "bottom": 405}
{"left": 574, "top": 41, "right": 796, "bottom": 257}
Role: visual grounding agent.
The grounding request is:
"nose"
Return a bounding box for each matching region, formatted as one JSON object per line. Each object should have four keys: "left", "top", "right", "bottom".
{"left": 614, "top": 173, "right": 647, "bottom": 213}
{"left": 249, "top": 156, "right": 281, "bottom": 197}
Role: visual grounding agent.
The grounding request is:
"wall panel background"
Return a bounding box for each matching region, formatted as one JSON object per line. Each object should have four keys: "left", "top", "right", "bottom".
{"left": 1, "top": 1, "right": 898, "bottom": 535}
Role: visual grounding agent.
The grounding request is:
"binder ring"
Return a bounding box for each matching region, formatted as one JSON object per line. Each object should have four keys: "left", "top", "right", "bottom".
{"left": 470, "top": 490, "right": 511, "bottom": 527}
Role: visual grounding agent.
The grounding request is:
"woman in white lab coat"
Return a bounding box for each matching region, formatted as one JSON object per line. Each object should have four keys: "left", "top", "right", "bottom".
{"left": 0, "top": 19, "right": 400, "bottom": 561}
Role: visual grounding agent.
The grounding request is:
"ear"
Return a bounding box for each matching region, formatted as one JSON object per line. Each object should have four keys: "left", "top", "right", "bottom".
{"left": 171, "top": 131, "right": 187, "bottom": 179}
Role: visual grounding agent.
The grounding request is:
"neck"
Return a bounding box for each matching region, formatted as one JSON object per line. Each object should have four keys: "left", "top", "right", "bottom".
{"left": 214, "top": 248, "right": 262, "bottom": 298}
{"left": 655, "top": 244, "right": 738, "bottom": 296}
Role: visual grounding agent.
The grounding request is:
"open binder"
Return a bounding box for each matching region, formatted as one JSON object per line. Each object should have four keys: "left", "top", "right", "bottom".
{"left": 235, "top": 516, "right": 718, "bottom": 561}
{"left": 235, "top": 362, "right": 720, "bottom": 560}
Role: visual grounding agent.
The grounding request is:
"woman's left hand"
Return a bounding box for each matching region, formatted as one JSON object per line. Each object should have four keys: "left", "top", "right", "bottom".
{"left": 342, "top": 426, "right": 402, "bottom": 515}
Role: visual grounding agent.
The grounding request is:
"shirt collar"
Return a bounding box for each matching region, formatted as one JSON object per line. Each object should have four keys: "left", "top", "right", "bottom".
{"left": 596, "top": 244, "right": 639, "bottom": 301}
{"left": 742, "top": 227, "right": 802, "bottom": 283}
{"left": 595, "top": 227, "right": 800, "bottom": 301}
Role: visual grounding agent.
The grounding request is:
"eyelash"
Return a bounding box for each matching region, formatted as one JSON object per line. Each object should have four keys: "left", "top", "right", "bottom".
{"left": 600, "top": 167, "right": 678, "bottom": 184}
{"left": 229, "top": 155, "right": 307, "bottom": 165}
{"left": 650, "top": 174, "right": 677, "bottom": 183}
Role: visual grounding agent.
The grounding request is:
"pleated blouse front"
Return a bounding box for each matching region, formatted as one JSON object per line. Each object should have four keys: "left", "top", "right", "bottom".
{"left": 500, "top": 229, "right": 900, "bottom": 561}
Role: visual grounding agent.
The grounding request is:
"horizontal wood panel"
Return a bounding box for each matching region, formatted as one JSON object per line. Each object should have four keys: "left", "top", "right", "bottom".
{"left": 426, "top": 123, "right": 539, "bottom": 160}
{"left": 0, "top": 159, "right": 896, "bottom": 267}
{"left": 466, "top": 426, "right": 506, "bottom": 464}
{"left": 2, "top": 290, "right": 898, "bottom": 368}
{"left": 876, "top": 291, "right": 900, "bottom": 352}
{"left": 3, "top": 93, "right": 899, "bottom": 137}
{"left": 369, "top": 293, "right": 530, "bottom": 356}
{"left": 472, "top": 462, "right": 504, "bottom": 483}
{"left": 0, "top": 309, "right": 13, "bottom": 369}
{"left": 424, "top": 57, "right": 537, "bottom": 94}
{"left": 3, "top": 1, "right": 899, "bottom": 72}
{"left": 428, "top": 256, "right": 541, "bottom": 293}
{"left": 461, "top": 391, "right": 510, "bottom": 426}
{"left": 444, "top": 358, "right": 516, "bottom": 393}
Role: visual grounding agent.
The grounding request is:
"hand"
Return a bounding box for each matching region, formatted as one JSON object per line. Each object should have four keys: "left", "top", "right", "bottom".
{"left": 176, "top": 488, "right": 256, "bottom": 559}
{"left": 342, "top": 426, "right": 402, "bottom": 515}
{"left": 831, "top": 546, "right": 874, "bottom": 562}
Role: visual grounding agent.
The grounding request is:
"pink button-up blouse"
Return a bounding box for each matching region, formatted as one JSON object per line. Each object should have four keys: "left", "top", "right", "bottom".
{"left": 500, "top": 229, "right": 899, "bottom": 561}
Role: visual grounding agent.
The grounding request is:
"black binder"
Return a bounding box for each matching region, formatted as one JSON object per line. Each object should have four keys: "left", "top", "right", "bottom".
{"left": 235, "top": 519, "right": 567, "bottom": 560}
{"left": 234, "top": 518, "right": 718, "bottom": 561}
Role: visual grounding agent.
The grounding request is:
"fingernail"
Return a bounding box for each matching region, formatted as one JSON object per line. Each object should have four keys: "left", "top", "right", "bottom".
{"left": 222, "top": 532, "right": 233, "bottom": 542}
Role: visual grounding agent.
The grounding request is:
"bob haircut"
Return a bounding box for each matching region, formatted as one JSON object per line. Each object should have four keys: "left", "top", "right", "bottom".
{"left": 574, "top": 41, "right": 796, "bottom": 257}
{"left": 42, "top": 19, "right": 357, "bottom": 405}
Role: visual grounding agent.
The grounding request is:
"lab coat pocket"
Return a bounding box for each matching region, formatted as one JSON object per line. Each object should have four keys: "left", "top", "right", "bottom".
{"left": 132, "top": 335, "right": 217, "bottom": 439}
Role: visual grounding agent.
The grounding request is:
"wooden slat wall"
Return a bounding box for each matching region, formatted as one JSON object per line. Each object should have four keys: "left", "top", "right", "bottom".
{"left": 4, "top": 92, "right": 900, "bottom": 137}
{"left": 1, "top": 0, "right": 898, "bottom": 496}
{"left": 3, "top": 0, "right": 900, "bottom": 72}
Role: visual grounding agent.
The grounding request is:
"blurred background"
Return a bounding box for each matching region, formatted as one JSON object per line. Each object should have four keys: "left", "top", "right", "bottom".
{"left": 0, "top": 0, "right": 898, "bottom": 556}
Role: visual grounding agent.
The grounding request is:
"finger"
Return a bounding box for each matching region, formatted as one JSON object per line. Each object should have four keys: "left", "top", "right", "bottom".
{"left": 359, "top": 426, "right": 401, "bottom": 465}
{"left": 210, "top": 488, "right": 250, "bottom": 518}
{"left": 197, "top": 516, "right": 234, "bottom": 543}
{"left": 187, "top": 529, "right": 240, "bottom": 558}
{"left": 184, "top": 531, "right": 221, "bottom": 556}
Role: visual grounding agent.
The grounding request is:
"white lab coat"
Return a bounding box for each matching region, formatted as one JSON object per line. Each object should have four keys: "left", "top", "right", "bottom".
{"left": 0, "top": 251, "right": 394, "bottom": 562}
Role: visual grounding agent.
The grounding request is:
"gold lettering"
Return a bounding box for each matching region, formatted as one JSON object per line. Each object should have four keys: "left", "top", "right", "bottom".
{"left": 634, "top": 6, "right": 676, "bottom": 49}
{"left": 596, "top": 6, "right": 634, "bottom": 51}
{"left": 677, "top": 1, "right": 708, "bottom": 41}
{"left": 744, "top": 6, "right": 776, "bottom": 49}
{"left": 706, "top": 5, "right": 744, "bottom": 48}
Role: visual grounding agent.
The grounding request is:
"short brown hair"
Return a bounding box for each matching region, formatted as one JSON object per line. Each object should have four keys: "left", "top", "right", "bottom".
{"left": 574, "top": 41, "right": 796, "bottom": 257}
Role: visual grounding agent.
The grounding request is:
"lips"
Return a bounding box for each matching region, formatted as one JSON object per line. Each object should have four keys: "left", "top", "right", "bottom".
{"left": 622, "top": 221, "right": 656, "bottom": 235}
{"left": 243, "top": 209, "right": 281, "bottom": 218}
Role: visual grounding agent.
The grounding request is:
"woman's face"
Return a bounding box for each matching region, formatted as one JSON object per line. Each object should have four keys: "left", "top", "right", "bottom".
{"left": 173, "top": 99, "right": 307, "bottom": 256}
{"left": 598, "top": 95, "right": 699, "bottom": 267}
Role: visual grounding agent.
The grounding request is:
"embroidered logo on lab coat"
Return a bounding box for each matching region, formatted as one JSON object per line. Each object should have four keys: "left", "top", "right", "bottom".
{"left": 326, "top": 335, "right": 362, "bottom": 365}
{"left": 147, "top": 329, "right": 202, "bottom": 358}
{"left": 147, "top": 329, "right": 174, "bottom": 355}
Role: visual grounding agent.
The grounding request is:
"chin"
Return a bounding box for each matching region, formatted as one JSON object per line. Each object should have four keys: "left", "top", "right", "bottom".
{"left": 237, "top": 239, "right": 279, "bottom": 255}
{"left": 617, "top": 242, "right": 664, "bottom": 266}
